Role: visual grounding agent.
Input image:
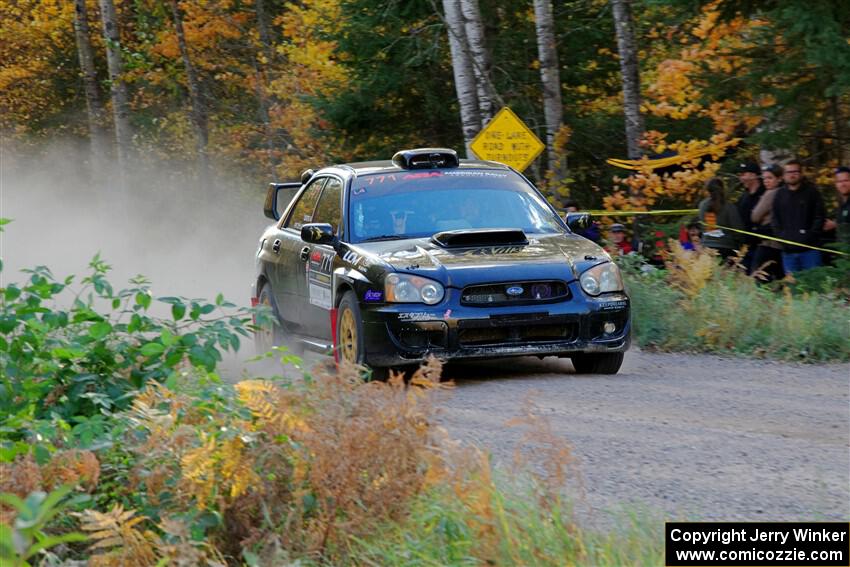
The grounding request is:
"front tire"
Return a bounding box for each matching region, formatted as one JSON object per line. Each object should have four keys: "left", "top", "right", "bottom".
{"left": 336, "top": 291, "right": 388, "bottom": 381}
{"left": 570, "top": 352, "right": 624, "bottom": 374}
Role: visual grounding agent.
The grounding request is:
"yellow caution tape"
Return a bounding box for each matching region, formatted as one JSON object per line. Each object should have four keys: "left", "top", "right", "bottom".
{"left": 706, "top": 223, "right": 848, "bottom": 256}
{"left": 606, "top": 139, "right": 740, "bottom": 171}
{"left": 573, "top": 208, "right": 847, "bottom": 256}
{"left": 585, "top": 209, "right": 698, "bottom": 217}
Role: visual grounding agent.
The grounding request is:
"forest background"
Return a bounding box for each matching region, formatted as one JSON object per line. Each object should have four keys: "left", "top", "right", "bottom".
{"left": 2, "top": 0, "right": 850, "bottom": 212}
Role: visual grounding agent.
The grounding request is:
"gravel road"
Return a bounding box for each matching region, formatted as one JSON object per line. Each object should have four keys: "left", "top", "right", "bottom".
{"left": 436, "top": 349, "right": 850, "bottom": 526}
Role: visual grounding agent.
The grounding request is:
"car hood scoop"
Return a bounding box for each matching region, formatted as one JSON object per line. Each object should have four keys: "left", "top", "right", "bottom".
{"left": 431, "top": 228, "right": 529, "bottom": 248}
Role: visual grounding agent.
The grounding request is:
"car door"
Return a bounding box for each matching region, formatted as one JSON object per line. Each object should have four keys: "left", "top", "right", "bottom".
{"left": 301, "top": 176, "right": 344, "bottom": 340}
{"left": 267, "top": 177, "right": 326, "bottom": 328}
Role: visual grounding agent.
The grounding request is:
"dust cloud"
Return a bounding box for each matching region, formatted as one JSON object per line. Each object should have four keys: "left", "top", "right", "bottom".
{"left": 1, "top": 139, "right": 285, "bottom": 375}
{"left": 1, "top": 140, "right": 271, "bottom": 303}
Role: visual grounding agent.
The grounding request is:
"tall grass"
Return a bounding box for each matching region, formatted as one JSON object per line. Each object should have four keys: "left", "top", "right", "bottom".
{"left": 350, "top": 482, "right": 664, "bottom": 566}
{"left": 624, "top": 246, "right": 850, "bottom": 362}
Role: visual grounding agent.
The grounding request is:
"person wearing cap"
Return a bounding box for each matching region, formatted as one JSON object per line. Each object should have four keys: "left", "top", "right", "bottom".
{"left": 607, "top": 223, "right": 633, "bottom": 255}
{"left": 823, "top": 166, "right": 850, "bottom": 246}
{"left": 735, "top": 161, "right": 766, "bottom": 273}
{"left": 771, "top": 159, "right": 826, "bottom": 273}
{"left": 750, "top": 164, "right": 785, "bottom": 281}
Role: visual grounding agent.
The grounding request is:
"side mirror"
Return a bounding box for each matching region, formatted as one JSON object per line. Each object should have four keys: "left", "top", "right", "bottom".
{"left": 264, "top": 182, "right": 301, "bottom": 220}
{"left": 301, "top": 223, "right": 336, "bottom": 246}
{"left": 565, "top": 212, "right": 591, "bottom": 232}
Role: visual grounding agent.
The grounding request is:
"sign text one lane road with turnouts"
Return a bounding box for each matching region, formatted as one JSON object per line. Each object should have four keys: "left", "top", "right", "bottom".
{"left": 469, "top": 107, "right": 545, "bottom": 172}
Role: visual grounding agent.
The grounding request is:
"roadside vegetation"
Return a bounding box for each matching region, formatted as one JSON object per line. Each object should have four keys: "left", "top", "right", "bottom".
{"left": 622, "top": 244, "right": 850, "bottom": 362}
{"left": 0, "top": 246, "right": 663, "bottom": 565}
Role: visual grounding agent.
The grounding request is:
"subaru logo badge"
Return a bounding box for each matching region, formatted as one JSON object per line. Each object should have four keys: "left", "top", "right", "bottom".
{"left": 506, "top": 286, "right": 524, "bottom": 296}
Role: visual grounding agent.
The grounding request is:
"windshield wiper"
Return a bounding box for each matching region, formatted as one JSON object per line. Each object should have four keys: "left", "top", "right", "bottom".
{"left": 358, "top": 234, "right": 408, "bottom": 242}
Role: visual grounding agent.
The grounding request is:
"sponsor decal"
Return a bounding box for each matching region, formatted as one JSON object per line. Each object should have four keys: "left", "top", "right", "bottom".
{"left": 364, "top": 289, "right": 383, "bottom": 302}
{"left": 506, "top": 285, "right": 524, "bottom": 296}
{"left": 402, "top": 171, "right": 443, "bottom": 180}
{"left": 460, "top": 246, "right": 524, "bottom": 256}
{"left": 598, "top": 300, "right": 628, "bottom": 311}
{"left": 444, "top": 170, "right": 508, "bottom": 178}
{"left": 308, "top": 283, "right": 333, "bottom": 310}
{"left": 308, "top": 250, "right": 334, "bottom": 309}
{"left": 397, "top": 312, "right": 433, "bottom": 322}
{"left": 342, "top": 250, "right": 362, "bottom": 265}
{"left": 363, "top": 174, "right": 398, "bottom": 186}
{"left": 443, "top": 309, "right": 452, "bottom": 320}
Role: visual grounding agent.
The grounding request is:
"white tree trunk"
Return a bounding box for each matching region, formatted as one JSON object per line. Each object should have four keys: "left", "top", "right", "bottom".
{"left": 460, "top": 0, "right": 493, "bottom": 126}
{"left": 611, "top": 0, "right": 644, "bottom": 160}
{"left": 442, "top": 0, "right": 481, "bottom": 156}
{"left": 97, "top": 0, "right": 133, "bottom": 170}
{"left": 73, "top": 0, "right": 109, "bottom": 171}
{"left": 533, "top": 0, "right": 563, "bottom": 176}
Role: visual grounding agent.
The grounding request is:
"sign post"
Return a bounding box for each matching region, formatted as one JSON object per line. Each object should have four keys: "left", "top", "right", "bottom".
{"left": 469, "top": 107, "right": 545, "bottom": 172}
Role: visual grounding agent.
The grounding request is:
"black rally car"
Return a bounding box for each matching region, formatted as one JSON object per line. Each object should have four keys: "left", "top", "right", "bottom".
{"left": 252, "top": 148, "right": 630, "bottom": 374}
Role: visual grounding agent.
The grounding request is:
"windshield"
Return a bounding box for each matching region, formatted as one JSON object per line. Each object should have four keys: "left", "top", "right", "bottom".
{"left": 348, "top": 169, "right": 564, "bottom": 243}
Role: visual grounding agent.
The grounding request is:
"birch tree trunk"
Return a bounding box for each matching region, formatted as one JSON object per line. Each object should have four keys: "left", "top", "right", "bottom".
{"left": 97, "top": 0, "right": 133, "bottom": 170}
{"left": 442, "top": 0, "right": 480, "bottom": 157}
{"left": 533, "top": 0, "right": 564, "bottom": 176}
{"left": 73, "top": 0, "right": 109, "bottom": 171}
{"left": 460, "top": 0, "right": 493, "bottom": 126}
{"left": 611, "top": 0, "right": 645, "bottom": 160}
{"left": 170, "top": 0, "right": 210, "bottom": 182}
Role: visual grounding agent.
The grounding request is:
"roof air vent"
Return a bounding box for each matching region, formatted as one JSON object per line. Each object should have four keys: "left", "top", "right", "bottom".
{"left": 392, "top": 148, "right": 459, "bottom": 169}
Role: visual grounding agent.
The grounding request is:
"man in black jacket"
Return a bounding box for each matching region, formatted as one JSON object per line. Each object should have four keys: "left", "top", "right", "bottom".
{"left": 771, "top": 160, "right": 826, "bottom": 273}
{"left": 736, "top": 162, "right": 765, "bottom": 273}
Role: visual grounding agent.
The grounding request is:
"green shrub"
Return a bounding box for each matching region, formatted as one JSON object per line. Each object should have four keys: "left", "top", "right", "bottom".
{"left": 623, "top": 250, "right": 850, "bottom": 362}
{"left": 0, "top": 247, "right": 260, "bottom": 464}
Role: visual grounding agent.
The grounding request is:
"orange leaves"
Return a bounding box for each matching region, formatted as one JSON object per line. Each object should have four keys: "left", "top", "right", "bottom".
{"left": 607, "top": 133, "right": 734, "bottom": 210}
{"left": 643, "top": 1, "right": 769, "bottom": 136}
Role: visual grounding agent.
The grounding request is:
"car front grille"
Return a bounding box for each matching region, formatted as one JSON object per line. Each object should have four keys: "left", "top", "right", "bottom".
{"left": 457, "top": 314, "right": 578, "bottom": 347}
{"left": 460, "top": 280, "right": 569, "bottom": 306}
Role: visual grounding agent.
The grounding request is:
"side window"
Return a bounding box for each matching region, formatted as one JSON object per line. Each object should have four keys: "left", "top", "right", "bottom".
{"left": 284, "top": 178, "right": 326, "bottom": 230}
{"left": 312, "top": 177, "right": 343, "bottom": 234}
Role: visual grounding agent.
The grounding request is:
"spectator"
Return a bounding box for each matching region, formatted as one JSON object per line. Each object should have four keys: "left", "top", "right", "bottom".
{"left": 698, "top": 177, "right": 744, "bottom": 261}
{"left": 823, "top": 166, "right": 850, "bottom": 246}
{"left": 750, "top": 164, "right": 785, "bottom": 282}
{"left": 771, "top": 159, "right": 826, "bottom": 273}
{"left": 736, "top": 162, "right": 766, "bottom": 273}
{"left": 563, "top": 199, "right": 601, "bottom": 243}
{"left": 607, "top": 223, "right": 633, "bottom": 255}
{"left": 680, "top": 220, "right": 703, "bottom": 252}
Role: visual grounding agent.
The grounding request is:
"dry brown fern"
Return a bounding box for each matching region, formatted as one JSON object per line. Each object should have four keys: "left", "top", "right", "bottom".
{"left": 664, "top": 240, "right": 717, "bottom": 297}
{"left": 42, "top": 449, "right": 100, "bottom": 492}
{"left": 76, "top": 505, "right": 159, "bottom": 566}
{"left": 0, "top": 454, "right": 42, "bottom": 524}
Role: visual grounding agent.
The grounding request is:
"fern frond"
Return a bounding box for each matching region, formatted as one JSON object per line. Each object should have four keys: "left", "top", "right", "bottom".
{"left": 77, "top": 505, "right": 159, "bottom": 566}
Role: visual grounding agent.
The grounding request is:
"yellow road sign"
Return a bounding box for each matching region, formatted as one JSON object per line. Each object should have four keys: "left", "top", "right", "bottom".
{"left": 469, "top": 107, "right": 545, "bottom": 172}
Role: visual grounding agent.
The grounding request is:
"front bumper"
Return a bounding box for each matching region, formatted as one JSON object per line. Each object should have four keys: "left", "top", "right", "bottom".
{"left": 360, "top": 282, "right": 630, "bottom": 367}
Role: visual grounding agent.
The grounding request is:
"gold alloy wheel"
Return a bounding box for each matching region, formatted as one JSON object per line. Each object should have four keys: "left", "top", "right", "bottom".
{"left": 339, "top": 307, "right": 358, "bottom": 363}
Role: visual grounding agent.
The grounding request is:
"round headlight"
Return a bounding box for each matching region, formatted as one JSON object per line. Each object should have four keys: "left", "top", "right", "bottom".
{"left": 580, "top": 273, "right": 600, "bottom": 295}
{"left": 580, "top": 262, "right": 623, "bottom": 296}
{"left": 394, "top": 280, "right": 418, "bottom": 302}
{"left": 385, "top": 273, "right": 445, "bottom": 304}
{"left": 420, "top": 283, "right": 444, "bottom": 304}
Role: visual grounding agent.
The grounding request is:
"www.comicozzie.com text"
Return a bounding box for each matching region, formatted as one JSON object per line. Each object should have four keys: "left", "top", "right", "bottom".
{"left": 670, "top": 526, "right": 848, "bottom": 546}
